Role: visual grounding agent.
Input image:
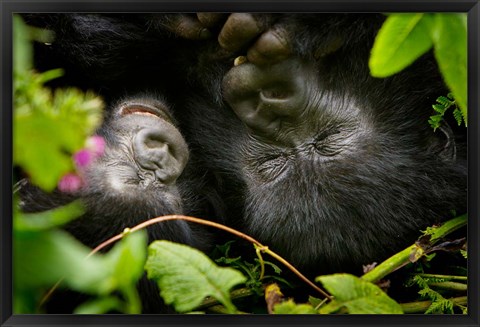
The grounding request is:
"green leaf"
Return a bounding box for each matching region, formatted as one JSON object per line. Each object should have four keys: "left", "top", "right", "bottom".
{"left": 13, "top": 229, "right": 111, "bottom": 294}
{"left": 308, "top": 295, "right": 324, "bottom": 308}
{"left": 13, "top": 15, "right": 33, "bottom": 74}
{"left": 73, "top": 296, "right": 124, "bottom": 314}
{"left": 13, "top": 81, "right": 104, "bottom": 191}
{"left": 453, "top": 108, "right": 464, "bottom": 126}
{"left": 273, "top": 299, "right": 318, "bottom": 314}
{"left": 14, "top": 112, "right": 75, "bottom": 191}
{"left": 431, "top": 13, "right": 468, "bottom": 125}
{"left": 14, "top": 200, "right": 86, "bottom": 231}
{"left": 316, "top": 274, "right": 403, "bottom": 314}
{"left": 432, "top": 103, "right": 447, "bottom": 113}
{"left": 104, "top": 231, "right": 148, "bottom": 292}
{"left": 145, "top": 240, "right": 246, "bottom": 313}
{"left": 14, "top": 228, "right": 148, "bottom": 313}
{"left": 369, "top": 13, "right": 433, "bottom": 77}
{"left": 436, "top": 96, "right": 453, "bottom": 107}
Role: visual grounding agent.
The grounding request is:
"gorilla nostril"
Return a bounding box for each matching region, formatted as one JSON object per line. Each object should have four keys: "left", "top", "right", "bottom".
{"left": 135, "top": 129, "right": 171, "bottom": 173}
{"left": 133, "top": 127, "right": 188, "bottom": 185}
{"left": 144, "top": 136, "right": 168, "bottom": 150}
{"left": 260, "top": 88, "right": 292, "bottom": 100}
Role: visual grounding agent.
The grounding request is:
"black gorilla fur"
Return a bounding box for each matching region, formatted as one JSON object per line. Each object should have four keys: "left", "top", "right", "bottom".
{"left": 19, "top": 13, "right": 467, "bottom": 311}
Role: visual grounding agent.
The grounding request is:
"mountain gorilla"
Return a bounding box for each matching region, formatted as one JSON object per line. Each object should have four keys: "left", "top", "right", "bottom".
{"left": 178, "top": 13, "right": 467, "bottom": 273}
{"left": 20, "top": 12, "right": 466, "bottom": 290}
{"left": 18, "top": 95, "right": 212, "bottom": 313}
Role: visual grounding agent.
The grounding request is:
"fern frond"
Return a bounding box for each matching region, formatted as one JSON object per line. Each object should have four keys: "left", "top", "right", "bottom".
{"left": 453, "top": 108, "right": 464, "bottom": 126}
{"left": 425, "top": 299, "right": 454, "bottom": 314}
{"left": 432, "top": 103, "right": 447, "bottom": 114}
{"left": 429, "top": 93, "right": 466, "bottom": 130}
{"left": 435, "top": 96, "right": 454, "bottom": 108}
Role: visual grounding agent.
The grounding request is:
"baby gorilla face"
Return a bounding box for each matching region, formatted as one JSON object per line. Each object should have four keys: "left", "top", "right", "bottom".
{"left": 80, "top": 96, "right": 189, "bottom": 217}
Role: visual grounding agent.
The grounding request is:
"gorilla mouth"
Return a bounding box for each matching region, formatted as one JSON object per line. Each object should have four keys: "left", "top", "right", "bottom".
{"left": 120, "top": 103, "right": 173, "bottom": 123}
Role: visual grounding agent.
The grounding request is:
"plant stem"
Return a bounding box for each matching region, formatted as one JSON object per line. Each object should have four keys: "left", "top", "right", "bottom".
{"left": 400, "top": 296, "right": 467, "bottom": 314}
{"left": 362, "top": 214, "right": 467, "bottom": 283}
{"left": 428, "top": 281, "right": 467, "bottom": 292}
{"left": 415, "top": 273, "right": 467, "bottom": 281}
{"left": 362, "top": 245, "right": 421, "bottom": 283}
{"left": 197, "top": 288, "right": 255, "bottom": 310}
{"left": 429, "top": 214, "right": 467, "bottom": 242}
{"left": 207, "top": 304, "right": 247, "bottom": 314}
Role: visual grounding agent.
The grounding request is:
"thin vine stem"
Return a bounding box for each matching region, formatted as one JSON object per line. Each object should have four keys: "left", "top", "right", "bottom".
{"left": 89, "top": 214, "right": 332, "bottom": 300}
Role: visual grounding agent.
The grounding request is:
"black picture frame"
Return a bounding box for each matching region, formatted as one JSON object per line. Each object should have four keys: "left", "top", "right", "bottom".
{"left": 1, "top": 1, "right": 479, "bottom": 326}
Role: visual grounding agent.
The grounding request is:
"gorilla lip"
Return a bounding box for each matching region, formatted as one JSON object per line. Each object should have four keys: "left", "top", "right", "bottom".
{"left": 119, "top": 103, "right": 173, "bottom": 123}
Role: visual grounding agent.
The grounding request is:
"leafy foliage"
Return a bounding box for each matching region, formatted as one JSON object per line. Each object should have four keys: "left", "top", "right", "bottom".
{"left": 369, "top": 13, "right": 468, "bottom": 125}
{"left": 13, "top": 16, "right": 103, "bottom": 191}
{"left": 316, "top": 274, "right": 403, "bottom": 314}
{"left": 145, "top": 240, "right": 246, "bottom": 313}
{"left": 14, "top": 215, "right": 148, "bottom": 314}
{"left": 14, "top": 199, "right": 85, "bottom": 231}
{"left": 407, "top": 276, "right": 455, "bottom": 314}
{"left": 13, "top": 15, "right": 145, "bottom": 314}
{"left": 272, "top": 300, "right": 317, "bottom": 314}
{"left": 428, "top": 93, "right": 464, "bottom": 131}
{"left": 369, "top": 14, "right": 433, "bottom": 78}
{"left": 213, "top": 241, "right": 291, "bottom": 296}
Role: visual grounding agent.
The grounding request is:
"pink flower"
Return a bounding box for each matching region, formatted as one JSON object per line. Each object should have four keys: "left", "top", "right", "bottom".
{"left": 73, "top": 149, "right": 93, "bottom": 168}
{"left": 72, "top": 136, "right": 106, "bottom": 169}
{"left": 58, "top": 173, "right": 83, "bottom": 193}
{"left": 86, "top": 135, "right": 105, "bottom": 159}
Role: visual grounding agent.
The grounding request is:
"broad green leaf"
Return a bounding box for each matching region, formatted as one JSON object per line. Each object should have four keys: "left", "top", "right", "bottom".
{"left": 14, "top": 229, "right": 110, "bottom": 293}
{"left": 145, "top": 240, "right": 246, "bottom": 313}
{"left": 14, "top": 228, "right": 148, "bottom": 314}
{"left": 14, "top": 289, "right": 39, "bottom": 314}
{"left": 14, "top": 112, "right": 74, "bottom": 191}
{"left": 14, "top": 200, "right": 85, "bottom": 231}
{"left": 369, "top": 13, "right": 433, "bottom": 77}
{"left": 104, "top": 231, "right": 148, "bottom": 291}
{"left": 431, "top": 13, "right": 468, "bottom": 125}
{"left": 273, "top": 299, "right": 318, "bottom": 314}
{"left": 316, "top": 274, "right": 403, "bottom": 314}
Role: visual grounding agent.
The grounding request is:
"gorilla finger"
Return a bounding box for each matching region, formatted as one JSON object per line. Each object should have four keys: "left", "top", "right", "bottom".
{"left": 168, "top": 14, "right": 212, "bottom": 40}
{"left": 196, "top": 13, "right": 228, "bottom": 28}
{"left": 247, "top": 26, "right": 292, "bottom": 66}
{"left": 218, "top": 13, "right": 265, "bottom": 52}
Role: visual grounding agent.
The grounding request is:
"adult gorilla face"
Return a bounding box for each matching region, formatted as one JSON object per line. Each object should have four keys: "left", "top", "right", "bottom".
{"left": 206, "top": 14, "right": 467, "bottom": 273}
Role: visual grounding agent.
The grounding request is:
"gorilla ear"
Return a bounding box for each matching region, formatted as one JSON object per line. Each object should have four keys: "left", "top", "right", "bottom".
{"left": 434, "top": 122, "right": 457, "bottom": 162}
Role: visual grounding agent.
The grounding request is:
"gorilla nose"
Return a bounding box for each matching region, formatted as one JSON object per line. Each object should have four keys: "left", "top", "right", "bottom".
{"left": 133, "top": 127, "right": 188, "bottom": 185}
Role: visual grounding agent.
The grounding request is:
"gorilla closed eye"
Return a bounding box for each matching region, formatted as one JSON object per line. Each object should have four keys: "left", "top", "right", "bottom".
{"left": 254, "top": 154, "right": 290, "bottom": 181}
{"left": 312, "top": 129, "right": 344, "bottom": 156}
